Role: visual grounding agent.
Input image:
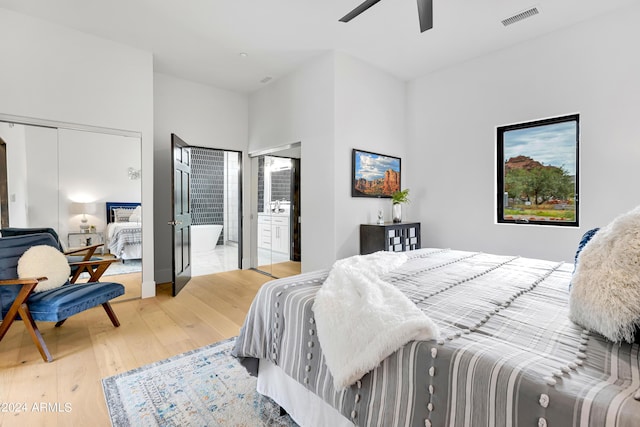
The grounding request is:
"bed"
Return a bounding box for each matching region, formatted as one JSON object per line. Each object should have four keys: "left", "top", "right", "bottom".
{"left": 105, "top": 202, "right": 142, "bottom": 260}
{"left": 233, "top": 247, "right": 640, "bottom": 427}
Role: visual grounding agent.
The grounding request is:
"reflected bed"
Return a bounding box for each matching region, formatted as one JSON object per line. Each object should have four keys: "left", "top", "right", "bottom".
{"left": 105, "top": 202, "right": 141, "bottom": 260}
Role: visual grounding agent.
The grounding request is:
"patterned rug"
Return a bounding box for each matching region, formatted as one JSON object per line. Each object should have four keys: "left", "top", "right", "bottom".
{"left": 79, "top": 259, "right": 141, "bottom": 279}
{"left": 102, "top": 338, "right": 297, "bottom": 426}
{"left": 103, "top": 259, "right": 142, "bottom": 276}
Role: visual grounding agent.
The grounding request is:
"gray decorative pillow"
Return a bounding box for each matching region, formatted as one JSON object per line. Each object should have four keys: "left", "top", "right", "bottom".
{"left": 113, "top": 208, "right": 135, "bottom": 222}
{"left": 569, "top": 206, "right": 640, "bottom": 343}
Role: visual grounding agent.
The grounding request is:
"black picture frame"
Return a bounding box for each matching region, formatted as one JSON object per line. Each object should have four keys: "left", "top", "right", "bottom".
{"left": 352, "top": 149, "right": 401, "bottom": 198}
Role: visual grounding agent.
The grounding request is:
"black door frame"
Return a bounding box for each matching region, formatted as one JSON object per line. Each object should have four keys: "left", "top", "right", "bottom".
{"left": 0, "top": 139, "right": 8, "bottom": 228}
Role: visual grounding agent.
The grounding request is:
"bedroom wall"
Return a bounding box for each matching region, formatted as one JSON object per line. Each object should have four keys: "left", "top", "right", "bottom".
{"left": 406, "top": 3, "right": 640, "bottom": 262}
{"left": 249, "top": 52, "right": 406, "bottom": 269}
{"left": 249, "top": 53, "right": 336, "bottom": 272}
{"left": 334, "top": 52, "right": 407, "bottom": 260}
{"left": 24, "top": 126, "right": 58, "bottom": 231}
{"left": 153, "top": 72, "right": 248, "bottom": 283}
{"left": 0, "top": 8, "right": 156, "bottom": 296}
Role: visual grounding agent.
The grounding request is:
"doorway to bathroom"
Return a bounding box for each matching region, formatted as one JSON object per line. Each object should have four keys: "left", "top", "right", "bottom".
{"left": 190, "top": 147, "right": 242, "bottom": 276}
{"left": 250, "top": 143, "right": 301, "bottom": 278}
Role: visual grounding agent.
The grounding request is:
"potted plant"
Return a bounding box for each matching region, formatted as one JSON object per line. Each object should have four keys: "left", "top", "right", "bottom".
{"left": 391, "top": 189, "right": 410, "bottom": 223}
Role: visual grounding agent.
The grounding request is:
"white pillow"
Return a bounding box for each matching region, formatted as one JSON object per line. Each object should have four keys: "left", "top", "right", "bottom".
{"left": 17, "top": 245, "right": 71, "bottom": 293}
{"left": 569, "top": 205, "right": 640, "bottom": 343}
{"left": 129, "top": 205, "right": 142, "bottom": 223}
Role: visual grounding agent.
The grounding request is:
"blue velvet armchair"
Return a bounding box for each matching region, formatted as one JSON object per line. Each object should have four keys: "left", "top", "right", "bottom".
{"left": 0, "top": 233, "right": 125, "bottom": 362}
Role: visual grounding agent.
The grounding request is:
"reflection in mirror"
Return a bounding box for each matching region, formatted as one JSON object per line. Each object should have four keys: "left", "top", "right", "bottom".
{"left": 0, "top": 120, "right": 142, "bottom": 300}
{"left": 254, "top": 153, "right": 302, "bottom": 278}
{"left": 257, "top": 156, "right": 293, "bottom": 274}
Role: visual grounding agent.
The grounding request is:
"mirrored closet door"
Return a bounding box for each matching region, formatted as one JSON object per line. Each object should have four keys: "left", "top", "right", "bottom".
{"left": 0, "top": 118, "right": 142, "bottom": 300}
{"left": 250, "top": 143, "right": 302, "bottom": 278}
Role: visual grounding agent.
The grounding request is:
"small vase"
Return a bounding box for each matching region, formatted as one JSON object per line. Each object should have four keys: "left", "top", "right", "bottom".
{"left": 392, "top": 203, "right": 402, "bottom": 223}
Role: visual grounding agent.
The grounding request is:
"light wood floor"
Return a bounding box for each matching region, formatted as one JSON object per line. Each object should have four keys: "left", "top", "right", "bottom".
{"left": 0, "top": 265, "right": 299, "bottom": 427}
{"left": 77, "top": 271, "right": 142, "bottom": 302}
{"left": 255, "top": 260, "right": 302, "bottom": 279}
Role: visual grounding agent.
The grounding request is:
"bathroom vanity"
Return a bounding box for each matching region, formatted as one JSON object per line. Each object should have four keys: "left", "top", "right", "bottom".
{"left": 257, "top": 209, "right": 290, "bottom": 255}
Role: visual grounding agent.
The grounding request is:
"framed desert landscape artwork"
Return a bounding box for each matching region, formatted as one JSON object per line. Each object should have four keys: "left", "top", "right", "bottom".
{"left": 352, "top": 149, "right": 401, "bottom": 198}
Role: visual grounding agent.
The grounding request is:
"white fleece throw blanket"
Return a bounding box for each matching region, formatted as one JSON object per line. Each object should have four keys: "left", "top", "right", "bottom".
{"left": 312, "top": 251, "right": 440, "bottom": 390}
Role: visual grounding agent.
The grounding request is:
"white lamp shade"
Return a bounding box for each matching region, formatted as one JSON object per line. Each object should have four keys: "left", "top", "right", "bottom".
{"left": 70, "top": 202, "right": 97, "bottom": 215}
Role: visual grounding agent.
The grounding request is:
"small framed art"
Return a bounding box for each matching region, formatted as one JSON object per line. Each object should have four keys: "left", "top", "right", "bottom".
{"left": 352, "top": 149, "right": 401, "bottom": 198}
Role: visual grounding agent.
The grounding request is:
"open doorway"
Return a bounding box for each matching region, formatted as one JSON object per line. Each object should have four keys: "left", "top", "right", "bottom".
{"left": 250, "top": 143, "right": 301, "bottom": 278}
{"left": 189, "top": 147, "right": 242, "bottom": 277}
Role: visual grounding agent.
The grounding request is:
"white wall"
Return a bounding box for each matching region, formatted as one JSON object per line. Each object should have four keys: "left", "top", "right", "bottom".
{"left": 25, "top": 126, "right": 58, "bottom": 230}
{"left": 249, "top": 53, "right": 336, "bottom": 272}
{"left": 0, "top": 8, "right": 155, "bottom": 296}
{"left": 153, "top": 73, "right": 248, "bottom": 283}
{"left": 249, "top": 52, "right": 406, "bottom": 269}
{"left": 334, "top": 52, "right": 407, "bottom": 260}
{"left": 406, "top": 3, "right": 640, "bottom": 262}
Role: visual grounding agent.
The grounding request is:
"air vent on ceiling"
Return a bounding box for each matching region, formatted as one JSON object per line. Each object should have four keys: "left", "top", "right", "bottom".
{"left": 501, "top": 7, "right": 539, "bottom": 27}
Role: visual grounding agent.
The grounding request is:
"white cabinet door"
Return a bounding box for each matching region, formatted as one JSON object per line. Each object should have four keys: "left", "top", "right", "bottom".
{"left": 273, "top": 224, "right": 290, "bottom": 254}
{"left": 258, "top": 214, "right": 289, "bottom": 254}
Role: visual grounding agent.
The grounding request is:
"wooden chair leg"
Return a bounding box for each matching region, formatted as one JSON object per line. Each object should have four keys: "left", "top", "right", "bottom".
{"left": 69, "top": 268, "right": 82, "bottom": 284}
{"left": 102, "top": 302, "right": 121, "bottom": 327}
{"left": 0, "top": 305, "right": 19, "bottom": 341}
{"left": 88, "top": 263, "right": 112, "bottom": 282}
{"left": 0, "top": 282, "right": 37, "bottom": 341}
{"left": 18, "top": 303, "right": 53, "bottom": 362}
{"left": 57, "top": 301, "right": 119, "bottom": 328}
{"left": 0, "top": 281, "right": 52, "bottom": 362}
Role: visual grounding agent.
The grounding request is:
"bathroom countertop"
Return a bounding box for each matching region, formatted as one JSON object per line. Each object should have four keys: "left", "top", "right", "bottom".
{"left": 258, "top": 211, "right": 290, "bottom": 217}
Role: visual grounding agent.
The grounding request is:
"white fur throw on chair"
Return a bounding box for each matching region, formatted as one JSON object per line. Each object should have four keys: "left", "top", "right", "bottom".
{"left": 569, "top": 205, "right": 640, "bottom": 343}
{"left": 18, "top": 245, "right": 71, "bottom": 292}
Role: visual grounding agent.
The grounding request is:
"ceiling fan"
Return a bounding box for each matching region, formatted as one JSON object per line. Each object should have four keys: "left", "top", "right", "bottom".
{"left": 339, "top": 0, "right": 433, "bottom": 33}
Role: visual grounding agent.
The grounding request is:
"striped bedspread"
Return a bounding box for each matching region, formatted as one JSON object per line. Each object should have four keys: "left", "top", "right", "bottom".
{"left": 106, "top": 222, "right": 142, "bottom": 257}
{"left": 233, "top": 248, "right": 640, "bottom": 427}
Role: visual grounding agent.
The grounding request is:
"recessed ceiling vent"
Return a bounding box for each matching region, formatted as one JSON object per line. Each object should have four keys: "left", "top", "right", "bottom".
{"left": 501, "top": 7, "right": 539, "bottom": 27}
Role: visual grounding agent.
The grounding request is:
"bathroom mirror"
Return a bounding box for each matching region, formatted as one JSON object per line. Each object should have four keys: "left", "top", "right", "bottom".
{"left": 0, "top": 117, "right": 142, "bottom": 300}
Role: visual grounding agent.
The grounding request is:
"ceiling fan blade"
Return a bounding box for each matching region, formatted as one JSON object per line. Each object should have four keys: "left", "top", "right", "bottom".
{"left": 339, "top": 0, "right": 383, "bottom": 23}
{"left": 416, "top": 0, "right": 433, "bottom": 32}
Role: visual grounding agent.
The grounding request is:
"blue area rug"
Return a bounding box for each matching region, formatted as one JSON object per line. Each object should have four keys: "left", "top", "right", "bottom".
{"left": 102, "top": 337, "right": 297, "bottom": 426}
